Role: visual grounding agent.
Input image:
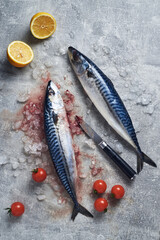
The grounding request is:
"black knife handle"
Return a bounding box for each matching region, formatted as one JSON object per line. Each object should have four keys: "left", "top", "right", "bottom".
{"left": 99, "top": 142, "right": 136, "bottom": 180}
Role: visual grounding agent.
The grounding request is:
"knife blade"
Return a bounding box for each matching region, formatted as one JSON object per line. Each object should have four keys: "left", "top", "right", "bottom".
{"left": 76, "top": 116, "right": 136, "bottom": 180}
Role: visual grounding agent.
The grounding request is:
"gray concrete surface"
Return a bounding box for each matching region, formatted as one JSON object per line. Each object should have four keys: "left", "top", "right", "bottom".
{"left": 0, "top": 0, "right": 160, "bottom": 239}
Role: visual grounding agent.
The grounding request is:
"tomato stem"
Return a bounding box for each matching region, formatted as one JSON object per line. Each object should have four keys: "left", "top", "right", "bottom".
{"left": 94, "top": 189, "right": 98, "bottom": 194}
{"left": 32, "top": 168, "right": 38, "bottom": 173}
{"left": 110, "top": 193, "right": 115, "bottom": 198}
{"left": 104, "top": 208, "right": 108, "bottom": 213}
{"left": 5, "top": 208, "right": 12, "bottom": 217}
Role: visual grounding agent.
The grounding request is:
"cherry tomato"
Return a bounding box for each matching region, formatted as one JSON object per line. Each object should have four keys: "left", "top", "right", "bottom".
{"left": 93, "top": 179, "right": 107, "bottom": 194}
{"left": 94, "top": 198, "right": 108, "bottom": 212}
{"left": 6, "top": 202, "right": 25, "bottom": 217}
{"left": 32, "top": 168, "right": 47, "bottom": 182}
{"left": 111, "top": 185, "right": 125, "bottom": 199}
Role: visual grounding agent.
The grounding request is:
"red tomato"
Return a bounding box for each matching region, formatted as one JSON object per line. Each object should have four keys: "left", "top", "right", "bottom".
{"left": 5, "top": 202, "right": 25, "bottom": 217}
{"left": 111, "top": 185, "right": 125, "bottom": 199}
{"left": 93, "top": 180, "right": 107, "bottom": 194}
{"left": 94, "top": 198, "right": 108, "bottom": 212}
{"left": 32, "top": 168, "right": 47, "bottom": 182}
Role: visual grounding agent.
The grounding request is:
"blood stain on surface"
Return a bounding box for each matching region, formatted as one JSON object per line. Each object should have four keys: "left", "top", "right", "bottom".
{"left": 63, "top": 90, "right": 82, "bottom": 137}
{"left": 13, "top": 73, "right": 99, "bottom": 218}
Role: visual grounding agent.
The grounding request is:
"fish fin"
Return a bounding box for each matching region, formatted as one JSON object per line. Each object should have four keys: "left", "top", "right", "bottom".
{"left": 142, "top": 152, "right": 157, "bottom": 168}
{"left": 71, "top": 204, "right": 93, "bottom": 221}
{"left": 137, "top": 152, "right": 157, "bottom": 174}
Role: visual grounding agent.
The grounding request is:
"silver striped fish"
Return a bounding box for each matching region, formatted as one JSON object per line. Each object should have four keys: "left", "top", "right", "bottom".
{"left": 68, "top": 46, "right": 157, "bottom": 173}
{"left": 44, "top": 80, "right": 93, "bottom": 220}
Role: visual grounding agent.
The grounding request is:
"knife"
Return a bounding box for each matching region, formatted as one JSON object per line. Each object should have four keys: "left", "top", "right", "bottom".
{"left": 76, "top": 116, "right": 136, "bottom": 180}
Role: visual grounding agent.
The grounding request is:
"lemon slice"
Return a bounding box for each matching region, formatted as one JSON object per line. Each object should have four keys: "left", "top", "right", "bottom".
{"left": 7, "top": 41, "right": 34, "bottom": 67}
{"left": 30, "top": 12, "right": 56, "bottom": 39}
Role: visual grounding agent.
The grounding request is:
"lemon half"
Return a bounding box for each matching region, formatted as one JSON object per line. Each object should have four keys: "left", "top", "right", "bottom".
{"left": 30, "top": 12, "right": 56, "bottom": 39}
{"left": 7, "top": 41, "right": 34, "bottom": 67}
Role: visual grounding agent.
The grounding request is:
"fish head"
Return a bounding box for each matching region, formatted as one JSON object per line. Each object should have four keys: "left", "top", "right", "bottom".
{"left": 45, "top": 80, "right": 64, "bottom": 111}
{"left": 68, "top": 46, "right": 90, "bottom": 76}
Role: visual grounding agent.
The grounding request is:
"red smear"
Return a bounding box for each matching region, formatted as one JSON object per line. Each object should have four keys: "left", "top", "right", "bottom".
{"left": 73, "top": 144, "right": 83, "bottom": 201}
{"left": 73, "top": 144, "right": 82, "bottom": 174}
{"left": 75, "top": 115, "right": 83, "bottom": 124}
{"left": 13, "top": 72, "right": 100, "bottom": 211}
{"left": 91, "top": 166, "right": 103, "bottom": 176}
{"left": 55, "top": 82, "right": 61, "bottom": 89}
{"left": 63, "top": 90, "right": 82, "bottom": 137}
{"left": 40, "top": 85, "right": 45, "bottom": 90}
{"left": 15, "top": 92, "right": 45, "bottom": 143}
{"left": 83, "top": 152, "right": 97, "bottom": 162}
{"left": 82, "top": 153, "right": 103, "bottom": 177}
{"left": 64, "top": 90, "right": 75, "bottom": 102}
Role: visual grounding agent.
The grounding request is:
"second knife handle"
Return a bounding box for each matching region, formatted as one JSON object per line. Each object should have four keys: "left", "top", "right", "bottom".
{"left": 100, "top": 142, "right": 136, "bottom": 180}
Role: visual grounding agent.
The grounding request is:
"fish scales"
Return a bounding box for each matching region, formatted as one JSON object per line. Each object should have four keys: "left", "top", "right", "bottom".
{"left": 44, "top": 80, "right": 93, "bottom": 220}
{"left": 94, "top": 72, "right": 141, "bottom": 151}
{"left": 44, "top": 93, "right": 77, "bottom": 203}
{"left": 68, "top": 46, "right": 157, "bottom": 173}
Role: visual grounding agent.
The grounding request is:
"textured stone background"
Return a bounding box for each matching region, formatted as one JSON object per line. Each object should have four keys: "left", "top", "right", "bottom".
{"left": 0, "top": 0, "right": 160, "bottom": 239}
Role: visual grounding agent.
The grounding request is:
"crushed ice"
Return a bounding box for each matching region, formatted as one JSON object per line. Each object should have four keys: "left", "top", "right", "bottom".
{"left": 37, "top": 195, "right": 46, "bottom": 201}
{"left": 0, "top": 155, "right": 9, "bottom": 165}
{"left": 17, "top": 90, "right": 30, "bottom": 103}
{"left": 12, "top": 162, "right": 19, "bottom": 170}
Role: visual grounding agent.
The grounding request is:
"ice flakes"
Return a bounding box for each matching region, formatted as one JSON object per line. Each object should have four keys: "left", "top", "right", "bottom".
{"left": 35, "top": 158, "right": 42, "bottom": 165}
{"left": 37, "top": 195, "right": 46, "bottom": 201}
{"left": 35, "top": 187, "right": 44, "bottom": 195}
{"left": 13, "top": 172, "right": 19, "bottom": 178}
{"left": 79, "top": 172, "right": 87, "bottom": 179}
{"left": 52, "top": 184, "right": 61, "bottom": 192}
{"left": 137, "top": 94, "right": 152, "bottom": 106}
{"left": 12, "top": 121, "right": 22, "bottom": 130}
{"left": 12, "top": 162, "right": 19, "bottom": 170}
{"left": 102, "top": 46, "right": 110, "bottom": 55}
{"left": 114, "top": 142, "right": 123, "bottom": 154}
{"left": 57, "top": 196, "right": 67, "bottom": 205}
{"left": 17, "top": 91, "right": 30, "bottom": 103}
{"left": 144, "top": 106, "right": 155, "bottom": 115}
{"left": 32, "top": 68, "right": 41, "bottom": 80}
{"left": 91, "top": 166, "right": 103, "bottom": 176}
{"left": 118, "top": 69, "right": 127, "bottom": 78}
{"left": 84, "top": 139, "right": 95, "bottom": 150}
{"left": 141, "top": 96, "right": 152, "bottom": 106}
{"left": 59, "top": 47, "right": 66, "bottom": 56}
{"left": 0, "top": 155, "right": 8, "bottom": 165}
{"left": 19, "top": 157, "right": 26, "bottom": 163}
{"left": 44, "top": 59, "right": 53, "bottom": 68}
{"left": 97, "top": 235, "right": 105, "bottom": 240}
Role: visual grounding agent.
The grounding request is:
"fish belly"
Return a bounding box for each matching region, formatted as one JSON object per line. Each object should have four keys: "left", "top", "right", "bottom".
{"left": 58, "top": 110, "right": 77, "bottom": 187}
{"left": 79, "top": 75, "right": 137, "bottom": 149}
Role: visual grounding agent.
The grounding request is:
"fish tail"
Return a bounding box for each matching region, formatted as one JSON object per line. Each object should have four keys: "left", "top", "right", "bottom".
{"left": 137, "top": 152, "right": 157, "bottom": 174}
{"left": 142, "top": 152, "right": 157, "bottom": 168}
{"left": 137, "top": 153, "right": 144, "bottom": 174}
{"left": 71, "top": 203, "right": 93, "bottom": 221}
